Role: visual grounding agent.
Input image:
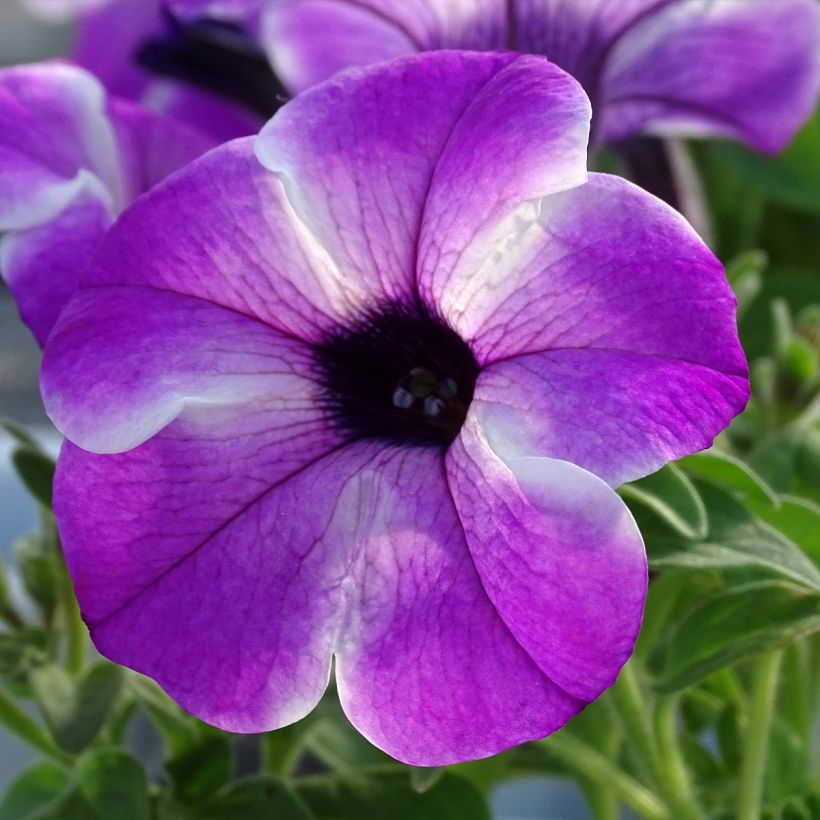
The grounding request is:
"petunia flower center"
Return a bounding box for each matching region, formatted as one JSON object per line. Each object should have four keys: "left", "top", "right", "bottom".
{"left": 136, "top": 16, "right": 288, "bottom": 118}
{"left": 315, "top": 301, "right": 479, "bottom": 448}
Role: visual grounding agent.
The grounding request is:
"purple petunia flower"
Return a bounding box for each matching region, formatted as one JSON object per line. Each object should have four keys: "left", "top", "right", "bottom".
{"left": 23, "top": 0, "right": 276, "bottom": 141}
{"left": 175, "top": 0, "right": 820, "bottom": 154}
{"left": 0, "top": 62, "right": 214, "bottom": 346}
{"left": 41, "top": 52, "right": 749, "bottom": 764}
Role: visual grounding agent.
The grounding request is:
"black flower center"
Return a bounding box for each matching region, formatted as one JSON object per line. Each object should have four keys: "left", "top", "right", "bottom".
{"left": 315, "top": 301, "right": 480, "bottom": 448}
{"left": 136, "top": 16, "right": 288, "bottom": 119}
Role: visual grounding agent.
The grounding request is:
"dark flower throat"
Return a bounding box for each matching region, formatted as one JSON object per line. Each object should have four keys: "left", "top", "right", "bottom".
{"left": 136, "top": 16, "right": 288, "bottom": 119}
{"left": 315, "top": 302, "right": 480, "bottom": 448}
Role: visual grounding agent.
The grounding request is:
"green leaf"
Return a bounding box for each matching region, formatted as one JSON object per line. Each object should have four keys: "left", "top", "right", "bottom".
{"left": 11, "top": 448, "right": 55, "bottom": 509}
{"left": 0, "top": 762, "right": 71, "bottom": 820}
{"left": 30, "top": 663, "right": 123, "bottom": 754}
{"left": 726, "top": 250, "right": 767, "bottom": 317}
{"left": 678, "top": 451, "right": 778, "bottom": 508}
{"left": 296, "top": 769, "right": 490, "bottom": 820}
{"left": 166, "top": 736, "right": 233, "bottom": 803}
{"left": 128, "top": 675, "right": 194, "bottom": 755}
{"left": 621, "top": 464, "right": 707, "bottom": 539}
{"left": 14, "top": 536, "right": 59, "bottom": 621}
{"left": 303, "top": 713, "right": 391, "bottom": 771}
{"left": 0, "top": 419, "right": 39, "bottom": 449}
{"left": 706, "top": 115, "right": 820, "bottom": 215}
{"left": 0, "top": 629, "right": 48, "bottom": 677}
{"left": 764, "top": 720, "right": 812, "bottom": 808}
{"left": 649, "top": 482, "right": 820, "bottom": 594}
{"left": 194, "top": 777, "right": 313, "bottom": 820}
{"left": 653, "top": 581, "right": 820, "bottom": 692}
{"left": 76, "top": 749, "right": 150, "bottom": 820}
{"left": 746, "top": 495, "right": 820, "bottom": 565}
{"left": 409, "top": 767, "right": 445, "bottom": 794}
{"left": 261, "top": 717, "right": 317, "bottom": 776}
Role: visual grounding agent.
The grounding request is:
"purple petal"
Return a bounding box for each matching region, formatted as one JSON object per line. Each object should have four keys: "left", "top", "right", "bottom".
{"left": 263, "top": 0, "right": 506, "bottom": 93}
{"left": 55, "top": 439, "right": 367, "bottom": 733}
{"left": 598, "top": 0, "right": 820, "bottom": 152}
{"left": 472, "top": 349, "right": 748, "bottom": 488}
{"left": 0, "top": 63, "right": 122, "bottom": 230}
{"left": 73, "top": 0, "right": 161, "bottom": 101}
{"left": 110, "top": 97, "right": 214, "bottom": 204}
{"left": 41, "top": 286, "right": 329, "bottom": 454}
{"left": 70, "top": 0, "right": 262, "bottom": 140}
{"left": 76, "top": 139, "right": 365, "bottom": 342}
{"left": 417, "top": 55, "right": 590, "bottom": 308}
{"left": 1, "top": 192, "right": 111, "bottom": 347}
{"left": 432, "top": 173, "right": 745, "bottom": 370}
{"left": 0, "top": 63, "right": 211, "bottom": 345}
{"left": 263, "top": 0, "right": 417, "bottom": 94}
{"left": 447, "top": 416, "right": 647, "bottom": 703}
{"left": 165, "top": 0, "right": 262, "bottom": 24}
{"left": 257, "top": 51, "right": 568, "bottom": 309}
{"left": 334, "top": 446, "right": 584, "bottom": 765}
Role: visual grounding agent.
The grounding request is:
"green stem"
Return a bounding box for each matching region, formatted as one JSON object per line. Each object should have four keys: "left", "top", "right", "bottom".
{"left": 579, "top": 778, "right": 620, "bottom": 820}
{"left": 52, "top": 528, "right": 86, "bottom": 675}
{"left": 655, "top": 696, "right": 704, "bottom": 820}
{"left": 546, "top": 733, "right": 672, "bottom": 820}
{"left": 611, "top": 663, "right": 661, "bottom": 789}
{"left": 62, "top": 580, "right": 86, "bottom": 675}
{"left": 0, "top": 687, "right": 71, "bottom": 765}
{"left": 738, "top": 651, "right": 784, "bottom": 820}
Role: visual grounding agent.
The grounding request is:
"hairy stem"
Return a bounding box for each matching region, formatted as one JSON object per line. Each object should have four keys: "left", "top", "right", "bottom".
{"left": 738, "top": 651, "right": 784, "bottom": 820}
{"left": 655, "top": 696, "right": 704, "bottom": 820}
{"left": 546, "top": 732, "right": 672, "bottom": 820}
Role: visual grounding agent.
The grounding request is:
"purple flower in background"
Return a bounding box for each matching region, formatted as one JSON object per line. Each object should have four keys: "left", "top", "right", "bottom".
{"left": 186, "top": 0, "right": 820, "bottom": 154}
{"left": 0, "top": 62, "right": 214, "bottom": 346}
{"left": 23, "top": 0, "right": 281, "bottom": 141}
{"left": 41, "top": 52, "right": 748, "bottom": 764}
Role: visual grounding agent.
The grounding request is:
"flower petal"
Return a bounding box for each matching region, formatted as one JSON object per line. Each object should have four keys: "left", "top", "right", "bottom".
{"left": 55, "top": 439, "right": 370, "bottom": 733}
{"left": 512, "top": 0, "right": 673, "bottom": 86}
{"left": 599, "top": 0, "right": 820, "bottom": 152}
{"left": 263, "top": 0, "right": 506, "bottom": 93}
{"left": 1, "top": 191, "right": 112, "bottom": 347}
{"left": 447, "top": 415, "right": 647, "bottom": 702}
{"left": 417, "top": 55, "right": 590, "bottom": 307}
{"left": 108, "top": 98, "right": 215, "bottom": 202}
{"left": 263, "top": 0, "right": 417, "bottom": 95}
{"left": 0, "top": 64, "right": 212, "bottom": 346}
{"left": 472, "top": 349, "right": 748, "bottom": 488}
{"left": 255, "top": 51, "right": 526, "bottom": 307}
{"left": 335, "top": 447, "right": 583, "bottom": 765}
{"left": 432, "top": 173, "right": 745, "bottom": 374}
{"left": 41, "top": 285, "right": 330, "bottom": 454}
{"left": 79, "top": 139, "right": 362, "bottom": 342}
{"left": 0, "top": 63, "right": 122, "bottom": 230}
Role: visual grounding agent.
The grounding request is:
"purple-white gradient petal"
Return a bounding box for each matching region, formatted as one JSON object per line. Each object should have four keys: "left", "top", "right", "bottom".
{"left": 596, "top": 0, "right": 820, "bottom": 153}
{"left": 335, "top": 446, "right": 585, "bottom": 766}
{"left": 448, "top": 417, "right": 647, "bottom": 702}
{"left": 263, "top": 0, "right": 506, "bottom": 93}
{"left": 256, "top": 51, "right": 524, "bottom": 305}
{"left": 41, "top": 51, "right": 748, "bottom": 764}
{"left": 54, "top": 440, "right": 365, "bottom": 733}
{"left": 426, "top": 173, "right": 749, "bottom": 485}
{"left": 0, "top": 63, "right": 212, "bottom": 345}
{"left": 261, "top": 0, "right": 820, "bottom": 150}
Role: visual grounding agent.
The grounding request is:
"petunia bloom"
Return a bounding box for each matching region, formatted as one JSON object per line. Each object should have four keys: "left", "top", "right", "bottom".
{"left": 23, "top": 0, "right": 281, "bottom": 141}
{"left": 0, "top": 62, "right": 214, "bottom": 345}
{"left": 42, "top": 52, "right": 749, "bottom": 765}
{"left": 187, "top": 0, "right": 820, "bottom": 154}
